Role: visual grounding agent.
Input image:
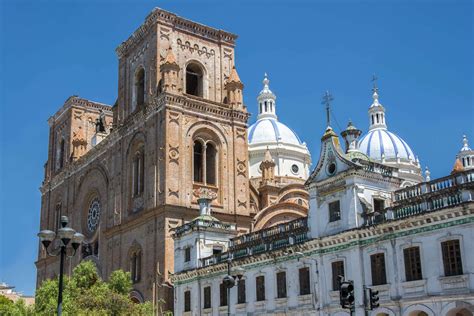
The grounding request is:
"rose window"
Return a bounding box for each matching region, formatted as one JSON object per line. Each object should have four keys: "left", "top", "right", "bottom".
{"left": 87, "top": 198, "right": 101, "bottom": 233}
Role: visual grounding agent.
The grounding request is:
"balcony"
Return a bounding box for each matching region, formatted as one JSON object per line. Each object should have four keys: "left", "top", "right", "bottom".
{"left": 365, "top": 170, "right": 474, "bottom": 226}
{"left": 173, "top": 218, "right": 236, "bottom": 238}
{"left": 200, "top": 217, "right": 308, "bottom": 267}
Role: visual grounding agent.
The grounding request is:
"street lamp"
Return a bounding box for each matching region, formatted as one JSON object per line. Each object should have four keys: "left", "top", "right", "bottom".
{"left": 223, "top": 258, "right": 245, "bottom": 316}
{"left": 38, "top": 216, "right": 84, "bottom": 316}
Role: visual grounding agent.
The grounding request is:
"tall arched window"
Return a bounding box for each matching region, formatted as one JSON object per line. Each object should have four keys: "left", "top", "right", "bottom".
{"left": 129, "top": 247, "right": 142, "bottom": 283}
{"left": 206, "top": 143, "right": 217, "bottom": 185}
{"left": 193, "top": 140, "right": 218, "bottom": 186}
{"left": 193, "top": 141, "right": 203, "bottom": 183}
{"left": 186, "top": 63, "right": 203, "bottom": 97}
{"left": 132, "top": 151, "right": 144, "bottom": 197}
{"left": 135, "top": 68, "right": 145, "bottom": 108}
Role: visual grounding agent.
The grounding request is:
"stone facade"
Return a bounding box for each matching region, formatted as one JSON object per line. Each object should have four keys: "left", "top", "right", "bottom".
{"left": 36, "top": 8, "right": 252, "bottom": 309}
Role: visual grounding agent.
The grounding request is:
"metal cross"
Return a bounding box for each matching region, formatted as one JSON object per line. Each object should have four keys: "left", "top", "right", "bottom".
{"left": 321, "top": 91, "right": 334, "bottom": 127}
{"left": 371, "top": 73, "right": 378, "bottom": 92}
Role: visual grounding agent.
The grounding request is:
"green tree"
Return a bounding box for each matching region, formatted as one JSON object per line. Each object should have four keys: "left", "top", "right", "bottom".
{"left": 0, "top": 295, "right": 34, "bottom": 316}
{"left": 34, "top": 261, "right": 153, "bottom": 315}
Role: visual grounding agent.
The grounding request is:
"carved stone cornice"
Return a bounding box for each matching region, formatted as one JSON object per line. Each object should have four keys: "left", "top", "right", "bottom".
{"left": 116, "top": 7, "right": 238, "bottom": 58}
{"left": 163, "top": 93, "right": 249, "bottom": 124}
{"left": 49, "top": 96, "right": 112, "bottom": 124}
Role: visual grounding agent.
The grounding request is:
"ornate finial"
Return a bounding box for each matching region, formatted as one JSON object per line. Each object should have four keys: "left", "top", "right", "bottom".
{"left": 321, "top": 91, "right": 334, "bottom": 127}
{"left": 163, "top": 45, "right": 177, "bottom": 65}
{"left": 194, "top": 188, "right": 218, "bottom": 217}
{"left": 461, "top": 134, "right": 471, "bottom": 151}
{"left": 228, "top": 66, "right": 242, "bottom": 84}
{"left": 263, "top": 146, "right": 273, "bottom": 162}
{"left": 369, "top": 74, "right": 381, "bottom": 107}
{"left": 263, "top": 72, "right": 269, "bottom": 87}
{"left": 425, "top": 166, "right": 431, "bottom": 182}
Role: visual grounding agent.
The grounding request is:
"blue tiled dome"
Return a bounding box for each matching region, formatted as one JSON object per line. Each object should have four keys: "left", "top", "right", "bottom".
{"left": 359, "top": 129, "right": 416, "bottom": 162}
{"left": 248, "top": 118, "right": 303, "bottom": 146}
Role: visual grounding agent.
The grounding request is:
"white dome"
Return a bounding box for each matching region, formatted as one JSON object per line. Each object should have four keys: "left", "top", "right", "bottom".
{"left": 359, "top": 128, "right": 416, "bottom": 162}
{"left": 248, "top": 118, "right": 303, "bottom": 146}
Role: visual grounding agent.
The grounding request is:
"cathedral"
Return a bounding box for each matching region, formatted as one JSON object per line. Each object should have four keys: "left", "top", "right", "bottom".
{"left": 36, "top": 7, "right": 474, "bottom": 315}
{"left": 36, "top": 7, "right": 311, "bottom": 309}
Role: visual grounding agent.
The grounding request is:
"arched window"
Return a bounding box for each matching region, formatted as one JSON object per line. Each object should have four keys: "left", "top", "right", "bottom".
{"left": 264, "top": 101, "right": 268, "bottom": 112}
{"left": 186, "top": 63, "right": 203, "bottom": 96}
{"left": 206, "top": 143, "right": 217, "bottom": 185}
{"left": 193, "top": 140, "right": 218, "bottom": 186}
{"left": 132, "top": 151, "right": 144, "bottom": 197}
{"left": 135, "top": 68, "right": 145, "bottom": 108}
{"left": 259, "top": 103, "right": 262, "bottom": 113}
{"left": 193, "top": 141, "right": 203, "bottom": 183}
{"left": 130, "top": 248, "right": 142, "bottom": 283}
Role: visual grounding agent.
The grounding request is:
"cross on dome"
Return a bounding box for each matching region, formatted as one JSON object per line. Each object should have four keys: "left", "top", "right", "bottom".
{"left": 257, "top": 72, "right": 277, "bottom": 120}
{"left": 368, "top": 76, "right": 386, "bottom": 130}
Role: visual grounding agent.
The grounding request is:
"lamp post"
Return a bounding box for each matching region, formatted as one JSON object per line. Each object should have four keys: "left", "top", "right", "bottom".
{"left": 222, "top": 258, "right": 245, "bottom": 316}
{"left": 38, "top": 216, "right": 84, "bottom": 316}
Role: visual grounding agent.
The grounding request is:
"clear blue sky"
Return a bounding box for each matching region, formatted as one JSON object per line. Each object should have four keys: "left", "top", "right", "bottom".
{"left": 0, "top": 0, "right": 472, "bottom": 296}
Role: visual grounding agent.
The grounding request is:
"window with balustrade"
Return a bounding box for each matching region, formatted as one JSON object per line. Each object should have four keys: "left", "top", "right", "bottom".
{"left": 441, "top": 240, "right": 463, "bottom": 276}
{"left": 193, "top": 139, "right": 218, "bottom": 186}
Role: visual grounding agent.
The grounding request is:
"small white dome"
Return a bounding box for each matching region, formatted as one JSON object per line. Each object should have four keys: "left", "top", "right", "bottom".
{"left": 248, "top": 118, "right": 303, "bottom": 146}
{"left": 359, "top": 128, "right": 416, "bottom": 162}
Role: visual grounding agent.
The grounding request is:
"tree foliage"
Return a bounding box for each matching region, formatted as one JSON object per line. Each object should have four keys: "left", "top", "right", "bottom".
{"left": 32, "top": 261, "right": 152, "bottom": 315}
{"left": 0, "top": 295, "right": 35, "bottom": 316}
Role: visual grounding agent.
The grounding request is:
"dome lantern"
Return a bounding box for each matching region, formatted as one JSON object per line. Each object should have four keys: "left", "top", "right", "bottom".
{"left": 257, "top": 73, "right": 277, "bottom": 120}
{"left": 368, "top": 87, "right": 387, "bottom": 130}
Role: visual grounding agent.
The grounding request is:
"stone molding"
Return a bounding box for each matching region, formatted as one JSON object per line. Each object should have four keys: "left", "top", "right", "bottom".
{"left": 116, "top": 7, "right": 238, "bottom": 58}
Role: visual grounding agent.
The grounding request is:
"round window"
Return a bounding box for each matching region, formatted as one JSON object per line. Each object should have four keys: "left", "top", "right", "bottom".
{"left": 327, "top": 162, "right": 337, "bottom": 175}
{"left": 87, "top": 198, "right": 101, "bottom": 233}
{"left": 291, "top": 164, "right": 299, "bottom": 174}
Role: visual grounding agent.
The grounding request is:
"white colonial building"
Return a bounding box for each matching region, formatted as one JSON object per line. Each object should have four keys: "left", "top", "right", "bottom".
{"left": 171, "top": 88, "right": 474, "bottom": 316}
{"left": 248, "top": 74, "right": 311, "bottom": 180}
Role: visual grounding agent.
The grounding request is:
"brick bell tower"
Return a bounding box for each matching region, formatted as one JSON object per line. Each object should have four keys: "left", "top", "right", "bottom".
{"left": 111, "top": 8, "right": 252, "bottom": 308}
